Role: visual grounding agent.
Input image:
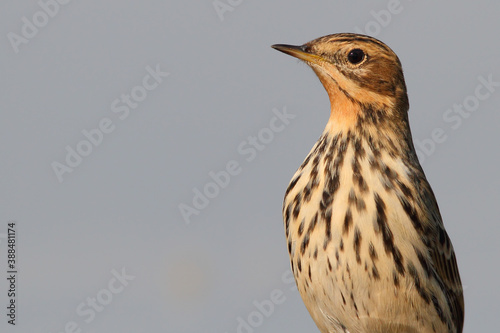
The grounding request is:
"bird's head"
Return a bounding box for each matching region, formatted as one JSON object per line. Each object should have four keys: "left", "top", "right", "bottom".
{"left": 272, "top": 33, "right": 409, "bottom": 128}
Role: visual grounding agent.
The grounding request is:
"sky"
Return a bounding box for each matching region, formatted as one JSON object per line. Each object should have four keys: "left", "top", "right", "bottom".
{"left": 1, "top": 1, "right": 499, "bottom": 332}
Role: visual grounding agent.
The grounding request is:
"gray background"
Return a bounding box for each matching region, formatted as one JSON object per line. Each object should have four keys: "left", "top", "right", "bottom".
{"left": 1, "top": 1, "right": 499, "bottom": 332}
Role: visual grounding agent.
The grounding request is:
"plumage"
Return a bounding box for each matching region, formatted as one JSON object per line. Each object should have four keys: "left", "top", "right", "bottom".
{"left": 273, "top": 33, "right": 464, "bottom": 333}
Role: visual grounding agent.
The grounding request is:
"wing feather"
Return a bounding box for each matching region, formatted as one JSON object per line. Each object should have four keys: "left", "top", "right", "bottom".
{"left": 430, "top": 223, "right": 464, "bottom": 332}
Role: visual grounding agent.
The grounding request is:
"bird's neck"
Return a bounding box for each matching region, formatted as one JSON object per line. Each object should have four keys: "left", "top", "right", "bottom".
{"left": 324, "top": 101, "right": 419, "bottom": 170}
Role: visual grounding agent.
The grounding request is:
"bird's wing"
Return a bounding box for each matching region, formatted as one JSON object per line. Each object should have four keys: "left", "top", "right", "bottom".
{"left": 429, "top": 221, "right": 465, "bottom": 333}
{"left": 414, "top": 174, "right": 464, "bottom": 332}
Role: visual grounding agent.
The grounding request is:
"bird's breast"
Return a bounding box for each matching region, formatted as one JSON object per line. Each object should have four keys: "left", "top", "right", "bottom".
{"left": 282, "top": 127, "right": 447, "bottom": 332}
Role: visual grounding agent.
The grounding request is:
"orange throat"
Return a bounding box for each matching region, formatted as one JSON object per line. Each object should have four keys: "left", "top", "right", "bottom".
{"left": 311, "top": 67, "right": 395, "bottom": 135}
{"left": 311, "top": 67, "right": 362, "bottom": 132}
{"left": 328, "top": 88, "right": 362, "bottom": 126}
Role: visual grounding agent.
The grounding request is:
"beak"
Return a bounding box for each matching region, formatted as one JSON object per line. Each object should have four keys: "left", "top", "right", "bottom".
{"left": 271, "top": 44, "right": 324, "bottom": 64}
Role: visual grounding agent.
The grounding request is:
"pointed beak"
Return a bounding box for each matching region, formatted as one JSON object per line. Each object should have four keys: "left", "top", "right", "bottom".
{"left": 271, "top": 44, "right": 324, "bottom": 64}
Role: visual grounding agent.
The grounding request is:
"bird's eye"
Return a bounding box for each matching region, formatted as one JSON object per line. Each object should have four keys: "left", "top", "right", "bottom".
{"left": 347, "top": 49, "right": 365, "bottom": 64}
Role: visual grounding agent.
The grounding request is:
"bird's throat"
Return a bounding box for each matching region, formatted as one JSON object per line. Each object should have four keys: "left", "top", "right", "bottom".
{"left": 328, "top": 93, "right": 362, "bottom": 129}
{"left": 312, "top": 66, "right": 398, "bottom": 132}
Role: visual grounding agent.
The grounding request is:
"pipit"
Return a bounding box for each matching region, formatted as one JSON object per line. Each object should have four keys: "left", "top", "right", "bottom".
{"left": 272, "top": 33, "right": 464, "bottom": 333}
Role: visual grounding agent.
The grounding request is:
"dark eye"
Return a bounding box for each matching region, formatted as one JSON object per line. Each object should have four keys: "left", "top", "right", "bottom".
{"left": 347, "top": 49, "right": 365, "bottom": 64}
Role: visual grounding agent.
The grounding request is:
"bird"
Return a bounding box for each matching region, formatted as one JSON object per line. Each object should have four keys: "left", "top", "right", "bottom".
{"left": 272, "top": 33, "right": 464, "bottom": 333}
